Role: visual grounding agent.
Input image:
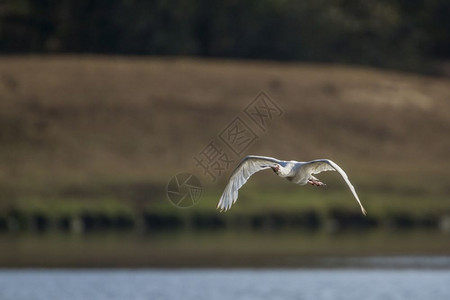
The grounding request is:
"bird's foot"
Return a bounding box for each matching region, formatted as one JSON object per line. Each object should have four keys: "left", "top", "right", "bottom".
{"left": 308, "top": 179, "right": 326, "bottom": 186}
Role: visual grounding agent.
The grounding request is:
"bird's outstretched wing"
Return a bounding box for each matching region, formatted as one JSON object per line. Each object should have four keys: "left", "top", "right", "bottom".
{"left": 302, "top": 159, "right": 367, "bottom": 216}
{"left": 217, "top": 155, "right": 282, "bottom": 211}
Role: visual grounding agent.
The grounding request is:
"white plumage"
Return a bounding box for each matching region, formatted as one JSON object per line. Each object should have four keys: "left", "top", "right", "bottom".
{"left": 217, "top": 155, "right": 367, "bottom": 216}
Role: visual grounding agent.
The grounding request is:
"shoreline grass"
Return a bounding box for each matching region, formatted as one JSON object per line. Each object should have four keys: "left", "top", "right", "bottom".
{"left": 1, "top": 186, "right": 448, "bottom": 234}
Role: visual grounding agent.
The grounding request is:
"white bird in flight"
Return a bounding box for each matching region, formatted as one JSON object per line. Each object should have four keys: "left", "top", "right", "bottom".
{"left": 217, "top": 155, "right": 367, "bottom": 216}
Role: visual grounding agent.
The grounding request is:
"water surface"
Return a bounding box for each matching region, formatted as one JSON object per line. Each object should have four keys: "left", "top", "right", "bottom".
{"left": 1, "top": 268, "right": 450, "bottom": 300}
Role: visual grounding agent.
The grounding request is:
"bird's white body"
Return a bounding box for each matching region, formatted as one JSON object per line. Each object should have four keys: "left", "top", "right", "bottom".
{"left": 217, "top": 155, "right": 367, "bottom": 215}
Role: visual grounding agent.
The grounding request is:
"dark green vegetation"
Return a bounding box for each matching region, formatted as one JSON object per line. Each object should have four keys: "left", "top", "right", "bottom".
{"left": 1, "top": 187, "right": 449, "bottom": 234}
{"left": 1, "top": 1, "right": 450, "bottom": 73}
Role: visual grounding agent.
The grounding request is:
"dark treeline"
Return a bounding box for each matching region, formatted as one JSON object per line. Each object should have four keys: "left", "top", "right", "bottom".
{"left": 1, "top": 0, "right": 449, "bottom": 71}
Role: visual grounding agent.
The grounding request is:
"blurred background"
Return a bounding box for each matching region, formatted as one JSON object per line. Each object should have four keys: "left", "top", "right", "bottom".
{"left": 0, "top": 0, "right": 450, "bottom": 274}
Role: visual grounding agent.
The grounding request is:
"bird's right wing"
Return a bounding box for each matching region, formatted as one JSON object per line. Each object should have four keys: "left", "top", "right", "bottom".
{"left": 217, "top": 155, "right": 282, "bottom": 212}
{"left": 302, "top": 159, "right": 367, "bottom": 216}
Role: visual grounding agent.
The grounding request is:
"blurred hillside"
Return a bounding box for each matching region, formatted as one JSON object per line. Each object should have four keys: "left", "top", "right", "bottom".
{"left": 0, "top": 56, "right": 449, "bottom": 197}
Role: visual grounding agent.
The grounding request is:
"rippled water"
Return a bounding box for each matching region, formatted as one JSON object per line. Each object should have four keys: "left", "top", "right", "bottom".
{"left": 2, "top": 267, "right": 450, "bottom": 300}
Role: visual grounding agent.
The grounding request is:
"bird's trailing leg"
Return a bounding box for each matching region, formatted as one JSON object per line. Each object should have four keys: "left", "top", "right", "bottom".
{"left": 308, "top": 177, "right": 326, "bottom": 186}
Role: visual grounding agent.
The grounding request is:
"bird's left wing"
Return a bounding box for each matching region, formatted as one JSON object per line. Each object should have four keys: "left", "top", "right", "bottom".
{"left": 302, "top": 159, "right": 367, "bottom": 216}
{"left": 217, "top": 155, "right": 282, "bottom": 211}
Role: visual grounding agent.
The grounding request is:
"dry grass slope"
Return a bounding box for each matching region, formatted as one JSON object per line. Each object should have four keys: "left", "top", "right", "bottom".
{"left": 0, "top": 55, "right": 449, "bottom": 199}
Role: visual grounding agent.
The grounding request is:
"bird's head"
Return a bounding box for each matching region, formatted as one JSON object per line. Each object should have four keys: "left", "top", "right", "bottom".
{"left": 271, "top": 165, "right": 280, "bottom": 175}
{"left": 272, "top": 162, "right": 295, "bottom": 177}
